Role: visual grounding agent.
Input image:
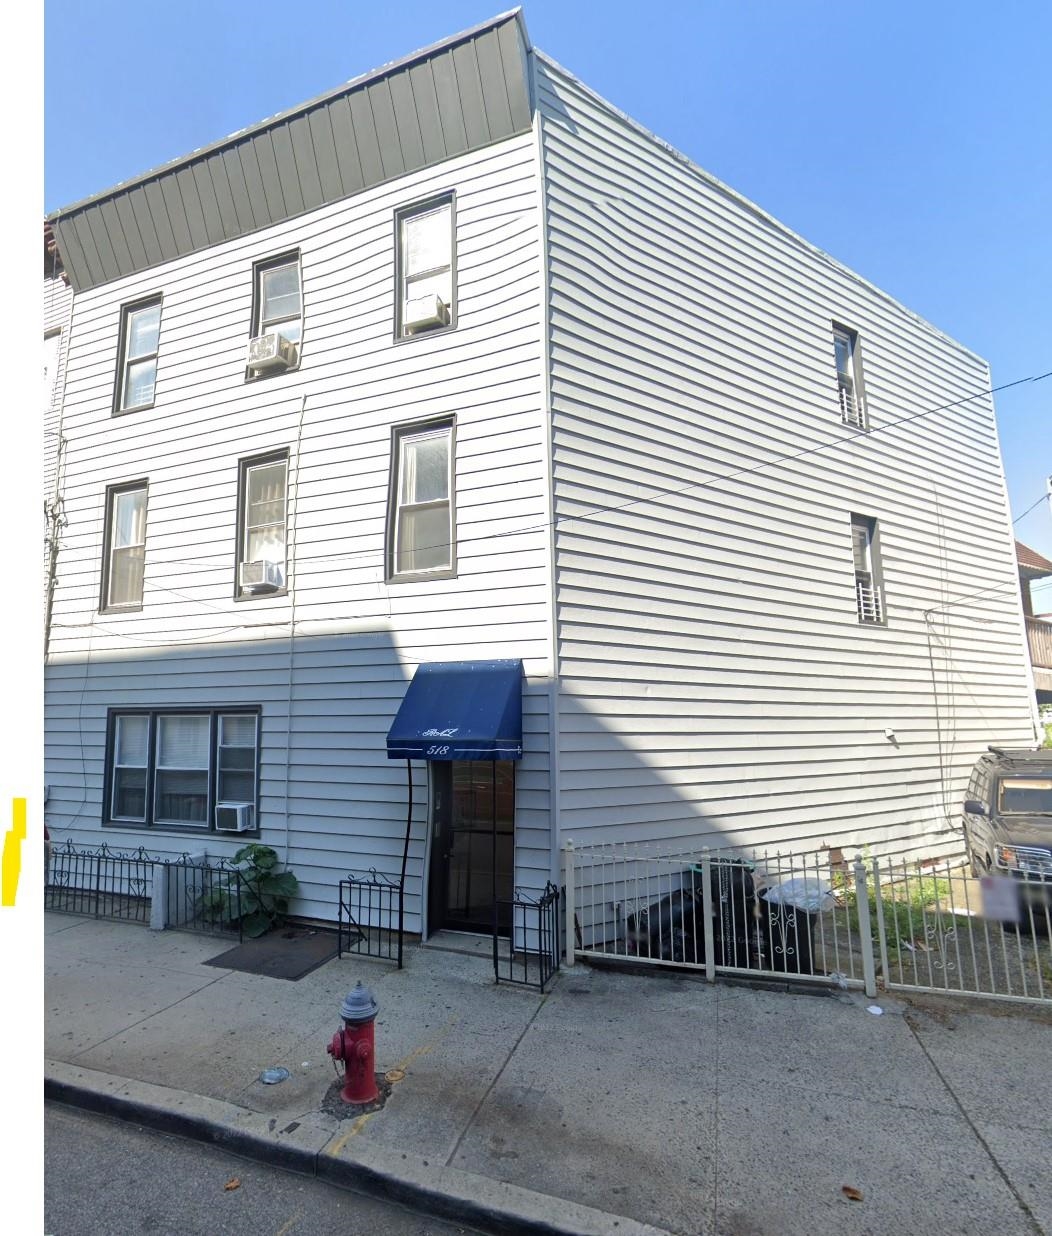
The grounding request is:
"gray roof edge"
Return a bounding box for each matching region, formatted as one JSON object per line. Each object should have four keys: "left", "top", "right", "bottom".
{"left": 48, "top": 8, "right": 527, "bottom": 223}
{"left": 532, "top": 49, "right": 989, "bottom": 370}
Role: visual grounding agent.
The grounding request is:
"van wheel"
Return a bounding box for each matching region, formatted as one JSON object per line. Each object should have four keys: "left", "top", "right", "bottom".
{"left": 969, "top": 851, "right": 989, "bottom": 879}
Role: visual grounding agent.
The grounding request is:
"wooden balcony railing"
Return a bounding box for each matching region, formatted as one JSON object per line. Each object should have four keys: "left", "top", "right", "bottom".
{"left": 1026, "top": 616, "right": 1052, "bottom": 669}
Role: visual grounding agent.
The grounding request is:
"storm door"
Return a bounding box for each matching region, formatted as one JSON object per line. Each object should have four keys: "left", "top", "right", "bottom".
{"left": 429, "top": 760, "right": 514, "bottom": 935}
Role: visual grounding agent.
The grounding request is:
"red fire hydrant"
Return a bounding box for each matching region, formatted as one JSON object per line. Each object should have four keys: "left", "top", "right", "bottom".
{"left": 327, "top": 981, "right": 379, "bottom": 1104}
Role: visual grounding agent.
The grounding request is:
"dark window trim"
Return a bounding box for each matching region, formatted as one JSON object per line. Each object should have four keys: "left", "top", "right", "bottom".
{"left": 234, "top": 448, "right": 290, "bottom": 601}
{"left": 850, "top": 512, "right": 888, "bottom": 627}
{"left": 99, "top": 479, "right": 149, "bottom": 614}
{"left": 112, "top": 294, "right": 163, "bottom": 416}
{"left": 832, "top": 321, "right": 868, "bottom": 431}
{"left": 385, "top": 415, "right": 458, "bottom": 583}
{"left": 102, "top": 705, "right": 262, "bottom": 835}
{"left": 245, "top": 249, "right": 303, "bottom": 382}
{"left": 393, "top": 191, "right": 457, "bottom": 343}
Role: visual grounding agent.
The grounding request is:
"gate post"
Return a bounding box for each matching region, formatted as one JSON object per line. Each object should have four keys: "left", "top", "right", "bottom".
{"left": 853, "top": 854, "right": 877, "bottom": 998}
{"left": 563, "top": 840, "right": 575, "bottom": 967}
{"left": 700, "top": 849, "right": 716, "bottom": 983}
{"left": 871, "top": 857, "right": 890, "bottom": 987}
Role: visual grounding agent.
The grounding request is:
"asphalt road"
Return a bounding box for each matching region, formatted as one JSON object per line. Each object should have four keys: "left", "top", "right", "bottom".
{"left": 46, "top": 1103, "right": 479, "bottom": 1236}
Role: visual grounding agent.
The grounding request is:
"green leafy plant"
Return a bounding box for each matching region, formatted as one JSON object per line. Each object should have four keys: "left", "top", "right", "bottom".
{"left": 201, "top": 844, "right": 300, "bottom": 938}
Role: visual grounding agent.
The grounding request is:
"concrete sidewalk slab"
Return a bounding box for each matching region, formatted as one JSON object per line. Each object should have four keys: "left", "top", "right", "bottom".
{"left": 46, "top": 915, "right": 1051, "bottom": 1236}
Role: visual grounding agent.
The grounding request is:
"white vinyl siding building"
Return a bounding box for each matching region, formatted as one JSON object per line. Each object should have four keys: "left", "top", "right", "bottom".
{"left": 43, "top": 13, "right": 1038, "bottom": 935}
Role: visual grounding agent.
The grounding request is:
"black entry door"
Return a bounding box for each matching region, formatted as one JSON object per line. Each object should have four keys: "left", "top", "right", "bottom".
{"left": 429, "top": 761, "right": 514, "bottom": 935}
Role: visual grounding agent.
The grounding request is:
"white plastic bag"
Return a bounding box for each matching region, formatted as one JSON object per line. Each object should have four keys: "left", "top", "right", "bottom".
{"left": 761, "top": 877, "right": 835, "bottom": 914}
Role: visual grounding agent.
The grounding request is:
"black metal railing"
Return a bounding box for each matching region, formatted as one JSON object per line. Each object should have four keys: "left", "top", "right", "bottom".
{"left": 338, "top": 870, "right": 404, "bottom": 968}
{"left": 163, "top": 856, "right": 244, "bottom": 940}
{"left": 494, "top": 882, "right": 561, "bottom": 992}
{"left": 45, "top": 841, "right": 155, "bottom": 925}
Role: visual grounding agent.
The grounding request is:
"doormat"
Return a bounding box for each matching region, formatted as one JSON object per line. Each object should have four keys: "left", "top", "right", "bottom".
{"left": 204, "top": 927, "right": 339, "bottom": 981}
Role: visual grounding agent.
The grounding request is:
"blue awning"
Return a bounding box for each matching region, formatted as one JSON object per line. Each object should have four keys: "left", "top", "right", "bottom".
{"left": 386, "top": 660, "right": 523, "bottom": 761}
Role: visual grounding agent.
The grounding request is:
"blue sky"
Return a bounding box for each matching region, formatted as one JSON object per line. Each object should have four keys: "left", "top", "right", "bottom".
{"left": 44, "top": 0, "right": 1052, "bottom": 600}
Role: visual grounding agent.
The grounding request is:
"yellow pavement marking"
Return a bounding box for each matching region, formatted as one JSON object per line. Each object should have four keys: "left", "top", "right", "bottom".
{"left": 273, "top": 1214, "right": 301, "bottom": 1236}
{"left": 325, "top": 1016, "right": 459, "bottom": 1155}
{"left": 1, "top": 798, "right": 27, "bottom": 907}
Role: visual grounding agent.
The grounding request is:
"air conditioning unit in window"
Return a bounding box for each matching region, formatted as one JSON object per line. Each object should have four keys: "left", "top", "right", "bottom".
{"left": 240, "top": 559, "right": 284, "bottom": 591}
{"left": 403, "top": 294, "right": 450, "bottom": 333}
{"left": 246, "top": 332, "right": 297, "bottom": 372}
{"left": 215, "top": 803, "right": 254, "bottom": 833}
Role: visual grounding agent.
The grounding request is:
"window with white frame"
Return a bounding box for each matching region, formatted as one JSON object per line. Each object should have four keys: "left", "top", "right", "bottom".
{"left": 237, "top": 452, "right": 288, "bottom": 595}
{"left": 105, "top": 708, "right": 260, "bottom": 831}
{"left": 116, "top": 298, "right": 162, "bottom": 411}
{"left": 101, "top": 481, "right": 148, "bottom": 611}
{"left": 396, "top": 197, "right": 454, "bottom": 337}
{"left": 833, "top": 325, "right": 866, "bottom": 429}
{"left": 252, "top": 254, "right": 302, "bottom": 349}
{"left": 388, "top": 421, "right": 454, "bottom": 578}
{"left": 851, "top": 514, "right": 884, "bottom": 624}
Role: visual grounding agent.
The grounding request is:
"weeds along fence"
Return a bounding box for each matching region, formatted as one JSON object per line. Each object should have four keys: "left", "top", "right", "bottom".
{"left": 45, "top": 842, "right": 244, "bottom": 939}
{"left": 338, "top": 871, "right": 404, "bottom": 968}
{"left": 564, "top": 839, "right": 1052, "bottom": 1006}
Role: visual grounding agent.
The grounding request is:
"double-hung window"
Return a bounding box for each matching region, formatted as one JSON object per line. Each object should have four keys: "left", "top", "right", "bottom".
{"left": 833, "top": 324, "right": 866, "bottom": 429}
{"left": 101, "top": 481, "right": 148, "bottom": 611}
{"left": 388, "top": 421, "right": 454, "bottom": 579}
{"left": 116, "top": 297, "right": 162, "bottom": 412}
{"left": 248, "top": 254, "right": 302, "bottom": 375}
{"left": 105, "top": 708, "right": 260, "bottom": 831}
{"left": 396, "top": 196, "right": 455, "bottom": 337}
{"left": 236, "top": 451, "right": 289, "bottom": 596}
{"left": 851, "top": 514, "right": 885, "bottom": 624}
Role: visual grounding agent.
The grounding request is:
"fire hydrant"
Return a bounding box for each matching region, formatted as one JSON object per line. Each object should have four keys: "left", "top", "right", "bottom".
{"left": 327, "top": 981, "right": 379, "bottom": 1104}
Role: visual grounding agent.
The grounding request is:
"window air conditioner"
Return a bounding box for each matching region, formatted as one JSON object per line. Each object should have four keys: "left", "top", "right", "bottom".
{"left": 403, "top": 294, "right": 450, "bottom": 333}
{"left": 246, "top": 332, "right": 297, "bottom": 372}
{"left": 240, "top": 559, "right": 284, "bottom": 591}
{"left": 215, "top": 803, "right": 254, "bottom": 833}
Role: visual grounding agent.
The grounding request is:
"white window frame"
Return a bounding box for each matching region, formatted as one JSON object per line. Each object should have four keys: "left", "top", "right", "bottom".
{"left": 110, "top": 714, "right": 149, "bottom": 822}
{"left": 833, "top": 325, "right": 866, "bottom": 429}
{"left": 116, "top": 297, "right": 162, "bottom": 412}
{"left": 101, "top": 481, "right": 148, "bottom": 612}
{"left": 389, "top": 421, "right": 455, "bottom": 580}
{"left": 395, "top": 195, "right": 455, "bottom": 339}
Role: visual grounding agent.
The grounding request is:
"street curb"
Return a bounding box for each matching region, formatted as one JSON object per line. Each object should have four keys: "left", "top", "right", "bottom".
{"left": 46, "top": 1061, "right": 672, "bottom": 1236}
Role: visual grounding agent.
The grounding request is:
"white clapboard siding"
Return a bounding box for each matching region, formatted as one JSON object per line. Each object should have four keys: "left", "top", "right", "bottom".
{"left": 536, "top": 54, "right": 1036, "bottom": 859}
{"left": 44, "top": 130, "right": 555, "bottom": 923}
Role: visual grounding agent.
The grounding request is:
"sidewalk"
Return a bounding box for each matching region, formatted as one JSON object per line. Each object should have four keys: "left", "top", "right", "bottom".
{"left": 45, "top": 913, "right": 1051, "bottom": 1236}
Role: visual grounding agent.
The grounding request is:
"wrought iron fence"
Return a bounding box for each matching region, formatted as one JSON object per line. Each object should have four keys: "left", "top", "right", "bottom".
{"left": 494, "top": 882, "right": 561, "bottom": 992}
{"left": 45, "top": 841, "right": 156, "bottom": 924}
{"left": 162, "top": 856, "right": 243, "bottom": 940}
{"left": 565, "top": 839, "right": 1052, "bottom": 1007}
{"left": 338, "top": 871, "right": 404, "bottom": 968}
{"left": 45, "top": 842, "right": 245, "bottom": 939}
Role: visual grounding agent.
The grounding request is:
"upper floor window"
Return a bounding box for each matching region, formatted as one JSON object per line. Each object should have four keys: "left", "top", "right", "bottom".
{"left": 105, "top": 708, "right": 260, "bottom": 832}
{"left": 101, "top": 481, "right": 148, "bottom": 611}
{"left": 116, "top": 297, "right": 162, "bottom": 412}
{"left": 236, "top": 451, "right": 288, "bottom": 596}
{"left": 396, "top": 196, "right": 455, "bottom": 338}
{"left": 851, "top": 513, "right": 884, "bottom": 624}
{"left": 388, "top": 420, "right": 455, "bottom": 579}
{"left": 833, "top": 324, "right": 866, "bottom": 429}
{"left": 247, "top": 254, "right": 301, "bottom": 376}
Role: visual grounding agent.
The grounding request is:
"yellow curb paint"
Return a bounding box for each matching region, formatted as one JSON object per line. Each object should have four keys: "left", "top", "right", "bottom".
{"left": 325, "top": 1016, "right": 460, "bottom": 1153}
{"left": 1, "top": 798, "right": 27, "bottom": 907}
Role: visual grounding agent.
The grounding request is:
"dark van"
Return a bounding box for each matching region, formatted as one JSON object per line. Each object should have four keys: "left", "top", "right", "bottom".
{"left": 962, "top": 747, "right": 1052, "bottom": 916}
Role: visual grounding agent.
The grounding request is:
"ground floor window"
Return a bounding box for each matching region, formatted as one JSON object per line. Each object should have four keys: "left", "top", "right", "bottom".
{"left": 104, "top": 707, "right": 260, "bottom": 832}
